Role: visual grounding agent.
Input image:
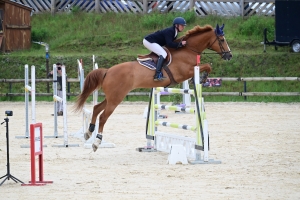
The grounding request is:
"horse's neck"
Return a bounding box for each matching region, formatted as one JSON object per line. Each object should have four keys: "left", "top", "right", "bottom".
{"left": 185, "top": 31, "right": 212, "bottom": 53}
{"left": 168, "top": 32, "right": 212, "bottom": 83}
{"left": 168, "top": 50, "right": 197, "bottom": 83}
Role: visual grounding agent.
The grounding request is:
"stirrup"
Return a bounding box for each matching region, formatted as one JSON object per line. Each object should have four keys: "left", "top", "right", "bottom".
{"left": 154, "top": 72, "right": 166, "bottom": 81}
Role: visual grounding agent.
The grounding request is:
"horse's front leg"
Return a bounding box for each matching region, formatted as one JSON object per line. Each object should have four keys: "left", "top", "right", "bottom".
{"left": 84, "top": 99, "right": 107, "bottom": 140}
{"left": 199, "top": 63, "right": 212, "bottom": 84}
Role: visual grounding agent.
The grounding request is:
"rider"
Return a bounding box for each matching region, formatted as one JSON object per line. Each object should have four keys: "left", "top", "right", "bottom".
{"left": 143, "top": 17, "right": 187, "bottom": 81}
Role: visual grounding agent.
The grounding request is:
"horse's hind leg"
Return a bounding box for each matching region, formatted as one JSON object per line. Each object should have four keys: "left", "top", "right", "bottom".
{"left": 92, "top": 102, "right": 120, "bottom": 152}
{"left": 84, "top": 99, "right": 107, "bottom": 140}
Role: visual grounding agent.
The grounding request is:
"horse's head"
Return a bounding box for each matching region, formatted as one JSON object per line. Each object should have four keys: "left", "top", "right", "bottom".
{"left": 208, "top": 24, "right": 232, "bottom": 60}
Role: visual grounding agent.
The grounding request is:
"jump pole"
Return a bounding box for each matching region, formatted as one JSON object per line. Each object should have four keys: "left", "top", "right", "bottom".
{"left": 51, "top": 65, "right": 79, "bottom": 148}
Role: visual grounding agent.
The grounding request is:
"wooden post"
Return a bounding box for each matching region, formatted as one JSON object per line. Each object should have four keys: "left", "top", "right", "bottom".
{"left": 240, "top": 0, "right": 244, "bottom": 17}
{"left": 95, "top": 0, "right": 100, "bottom": 13}
{"left": 143, "top": 0, "right": 148, "bottom": 14}
{"left": 51, "top": 0, "right": 55, "bottom": 15}
{"left": 189, "top": 0, "right": 195, "bottom": 11}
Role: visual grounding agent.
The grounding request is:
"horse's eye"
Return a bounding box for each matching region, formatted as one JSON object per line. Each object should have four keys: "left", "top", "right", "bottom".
{"left": 220, "top": 39, "right": 225, "bottom": 42}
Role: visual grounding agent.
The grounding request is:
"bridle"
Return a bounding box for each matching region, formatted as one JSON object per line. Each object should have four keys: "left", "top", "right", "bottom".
{"left": 183, "top": 30, "right": 231, "bottom": 59}
{"left": 206, "top": 32, "right": 231, "bottom": 59}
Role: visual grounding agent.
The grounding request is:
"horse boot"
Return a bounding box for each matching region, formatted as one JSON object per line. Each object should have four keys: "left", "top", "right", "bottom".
{"left": 92, "top": 133, "right": 102, "bottom": 152}
{"left": 84, "top": 123, "right": 95, "bottom": 140}
{"left": 154, "top": 55, "right": 166, "bottom": 81}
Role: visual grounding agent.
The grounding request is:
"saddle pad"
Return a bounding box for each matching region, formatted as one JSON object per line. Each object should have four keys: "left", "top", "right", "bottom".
{"left": 137, "top": 57, "right": 152, "bottom": 62}
{"left": 137, "top": 59, "right": 156, "bottom": 70}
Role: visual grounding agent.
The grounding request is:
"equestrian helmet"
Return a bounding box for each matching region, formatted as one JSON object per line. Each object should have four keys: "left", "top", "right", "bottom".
{"left": 173, "top": 17, "right": 186, "bottom": 26}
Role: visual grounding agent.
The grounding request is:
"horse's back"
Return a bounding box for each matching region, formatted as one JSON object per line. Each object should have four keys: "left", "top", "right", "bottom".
{"left": 102, "top": 61, "right": 155, "bottom": 92}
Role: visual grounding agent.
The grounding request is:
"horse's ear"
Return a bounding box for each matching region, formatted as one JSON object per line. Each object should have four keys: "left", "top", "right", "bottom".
{"left": 215, "top": 23, "right": 224, "bottom": 36}
{"left": 220, "top": 24, "right": 225, "bottom": 30}
{"left": 215, "top": 24, "right": 221, "bottom": 36}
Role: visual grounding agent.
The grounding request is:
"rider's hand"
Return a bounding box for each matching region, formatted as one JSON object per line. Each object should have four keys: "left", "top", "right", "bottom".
{"left": 181, "top": 41, "right": 187, "bottom": 46}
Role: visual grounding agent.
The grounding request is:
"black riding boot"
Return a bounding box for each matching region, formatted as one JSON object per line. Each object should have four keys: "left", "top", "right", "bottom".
{"left": 154, "top": 55, "right": 166, "bottom": 81}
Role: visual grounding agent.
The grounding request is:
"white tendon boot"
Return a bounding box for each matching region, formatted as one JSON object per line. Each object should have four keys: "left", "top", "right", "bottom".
{"left": 92, "top": 133, "right": 102, "bottom": 152}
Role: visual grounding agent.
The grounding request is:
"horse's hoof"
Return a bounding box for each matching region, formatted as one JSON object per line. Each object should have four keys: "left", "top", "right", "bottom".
{"left": 92, "top": 138, "right": 102, "bottom": 152}
{"left": 92, "top": 143, "right": 98, "bottom": 152}
{"left": 84, "top": 131, "right": 92, "bottom": 140}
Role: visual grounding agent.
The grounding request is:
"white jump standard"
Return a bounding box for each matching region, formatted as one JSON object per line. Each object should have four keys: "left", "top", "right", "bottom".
{"left": 17, "top": 65, "right": 47, "bottom": 148}
{"left": 142, "top": 66, "right": 221, "bottom": 164}
{"left": 50, "top": 64, "right": 79, "bottom": 148}
{"left": 44, "top": 64, "right": 63, "bottom": 139}
{"left": 16, "top": 65, "right": 36, "bottom": 139}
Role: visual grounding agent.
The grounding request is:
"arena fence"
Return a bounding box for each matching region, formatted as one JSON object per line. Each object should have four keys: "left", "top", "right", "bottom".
{"left": 12, "top": 0, "right": 275, "bottom": 17}
{"left": 0, "top": 77, "right": 299, "bottom": 99}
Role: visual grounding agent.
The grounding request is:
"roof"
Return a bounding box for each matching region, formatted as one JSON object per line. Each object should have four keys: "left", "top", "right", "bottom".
{"left": 0, "top": 0, "right": 32, "bottom": 11}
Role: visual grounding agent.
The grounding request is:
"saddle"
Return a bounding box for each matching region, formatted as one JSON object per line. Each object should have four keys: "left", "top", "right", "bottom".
{"left": 137, "top": 47, "right": 172, "bottom": 70}
{"left": 137, "top": 48, "right": 177, "bottom": 86}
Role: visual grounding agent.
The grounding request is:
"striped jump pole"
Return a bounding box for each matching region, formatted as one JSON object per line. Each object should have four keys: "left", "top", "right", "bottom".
{"left": 154, "top": 121, "right": 197, "bottom": 131}
{"left": 154, "top": 104, "right": 195, "bottom": 114}
{"left": 155, "top": 87, "right": 194, "bottom": 95}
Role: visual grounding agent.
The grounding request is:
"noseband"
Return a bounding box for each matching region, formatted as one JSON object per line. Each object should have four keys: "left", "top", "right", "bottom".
{"left": 206, "top": 33, "right": 231, "bottom": 59}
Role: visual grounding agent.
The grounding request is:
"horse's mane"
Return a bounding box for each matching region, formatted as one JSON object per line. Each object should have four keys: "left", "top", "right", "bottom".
{"left": 177, "top": 25, "right": 213, "bottom": 40}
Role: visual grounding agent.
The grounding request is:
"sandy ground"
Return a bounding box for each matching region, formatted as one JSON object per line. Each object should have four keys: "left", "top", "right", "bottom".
{"left": 0, "top": 101, "right": 299, "bottom": 200}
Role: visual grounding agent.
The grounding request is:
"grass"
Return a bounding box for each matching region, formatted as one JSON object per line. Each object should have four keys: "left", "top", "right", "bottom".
{"left": 0, "top": 11, "right": 299, "bottom": 103}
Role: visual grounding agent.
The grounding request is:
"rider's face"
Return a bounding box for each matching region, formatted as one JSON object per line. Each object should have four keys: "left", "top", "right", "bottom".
{"left": 177, "top": 24, "right": 185, "bottom": 32}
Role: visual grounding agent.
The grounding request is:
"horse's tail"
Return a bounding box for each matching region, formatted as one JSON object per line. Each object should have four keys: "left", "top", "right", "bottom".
{"left": 74, "top": 68, "right": 108, "bottom": 112}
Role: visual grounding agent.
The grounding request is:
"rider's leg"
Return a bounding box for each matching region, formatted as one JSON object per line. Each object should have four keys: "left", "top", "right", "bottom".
{"left": 154, "top": 55, "right": 166, "bottom": 81}
{"left": 143, "top": 39, "right": 167, "bottom": 81}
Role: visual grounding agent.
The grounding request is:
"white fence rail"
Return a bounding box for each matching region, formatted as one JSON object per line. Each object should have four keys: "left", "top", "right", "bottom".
{"left": 0, "top": 77, "right": 299, "bottom": 98}
{"left": 11, "top": 0, "right": 275, "bottom": 16}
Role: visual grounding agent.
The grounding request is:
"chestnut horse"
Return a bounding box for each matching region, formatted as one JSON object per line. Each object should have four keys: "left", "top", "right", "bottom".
{"left": 74, "top": 24, "right": 232, "bottom": 152}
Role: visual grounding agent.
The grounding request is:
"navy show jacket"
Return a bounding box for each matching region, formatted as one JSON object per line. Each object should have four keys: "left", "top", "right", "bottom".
{"left": 144, "top": 26, "right": 181, "bottom": 49}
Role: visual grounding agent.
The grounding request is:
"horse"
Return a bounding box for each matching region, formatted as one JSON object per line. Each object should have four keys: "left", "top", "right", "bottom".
{"left": 74, "top": 24, "right": 232, "bottom": 152}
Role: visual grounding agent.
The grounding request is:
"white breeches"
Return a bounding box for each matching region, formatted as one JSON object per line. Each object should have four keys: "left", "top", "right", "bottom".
{"left": 143, "top": 39, "right": 167, "bottom": 59}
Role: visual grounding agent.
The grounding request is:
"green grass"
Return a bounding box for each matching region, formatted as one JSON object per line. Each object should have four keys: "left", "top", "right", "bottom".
{"left": 0, "top": 12, "right": 299, "bottom": 103}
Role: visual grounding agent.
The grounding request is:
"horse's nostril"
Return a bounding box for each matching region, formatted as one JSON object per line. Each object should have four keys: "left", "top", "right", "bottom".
{"left": 228, "top": 53, "right": 233, "bottom": 60}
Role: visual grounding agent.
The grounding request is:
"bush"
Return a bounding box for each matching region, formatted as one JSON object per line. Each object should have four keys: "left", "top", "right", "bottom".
{"left": 237, "top": 15, "right": 274, "bottom": 40}
{"left": 31, "top": 27, "right": 49, "bottom": 42}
